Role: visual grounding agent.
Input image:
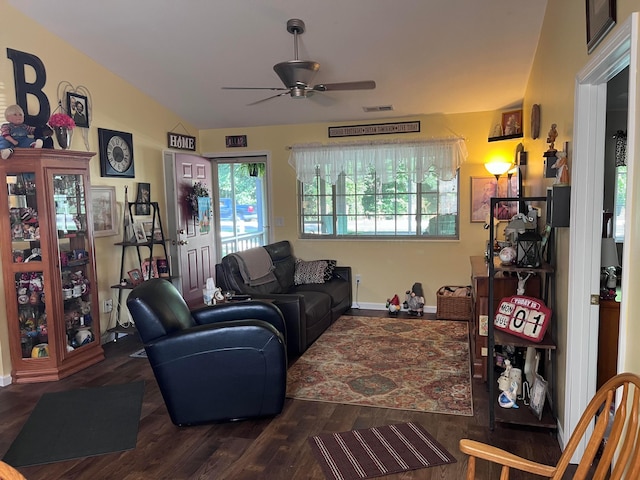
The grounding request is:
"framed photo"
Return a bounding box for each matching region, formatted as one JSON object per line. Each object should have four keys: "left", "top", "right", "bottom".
{"left": 501, "top": 110, "right": 522, "bottom": 136}
{"left": 586, "top": 0, "right": 616, "bottom": 54}
{"left": 135, "top": 182, "right": 151, "bottom": 215}
{"left": 529, "top": 375, "right": 548, "bottom": 420}
{"left": 470, "top": 176, "right": 519, "bottom": 223}
{"left": 127, "top": 268, "right": 143, "bottom": 285}
{"left": 66, "top": 92, "right": 89, "bottom": 128}
{"left": 132, "top": 221, "right": 148, "bottom": 243}
{"left": 91, "top": 186, "right": 119, "bottom": 237}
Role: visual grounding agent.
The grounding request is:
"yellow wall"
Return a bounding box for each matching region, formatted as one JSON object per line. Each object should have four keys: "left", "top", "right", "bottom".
{"left": 200, "top": 113, "right": 523, "bottom": 305}
{"left": 2, "top": 0, "right": 639, "bottom": 428}
{"left": 0, "top": 2, "right": 195, "bottom": 381}
{"left": 524, "top": 0, "right": 640, "bottom": 430}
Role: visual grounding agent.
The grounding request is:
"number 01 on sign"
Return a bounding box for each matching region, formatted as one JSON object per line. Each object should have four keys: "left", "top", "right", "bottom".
{"left": 494, "top": 295, "right": 552, "bottom": 343}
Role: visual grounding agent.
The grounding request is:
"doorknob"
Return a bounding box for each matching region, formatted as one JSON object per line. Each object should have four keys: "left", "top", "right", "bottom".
{"left": 172, "top": 240, "right": 188, "bottom": 246}
{"left": 177, "top": 229, "right": 185, "bottom": 235}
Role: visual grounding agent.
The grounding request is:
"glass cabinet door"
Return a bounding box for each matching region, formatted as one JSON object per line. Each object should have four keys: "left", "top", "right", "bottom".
{"left": 8, "top": 172, "right": 48, "bottom": 358}
{"left": 53, "top": 174, "right": 96, "bottom": 351}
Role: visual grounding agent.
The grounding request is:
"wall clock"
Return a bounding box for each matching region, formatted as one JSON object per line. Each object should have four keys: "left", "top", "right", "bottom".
{"left": 98, "top": 128, "right": 135, "bottom": 178}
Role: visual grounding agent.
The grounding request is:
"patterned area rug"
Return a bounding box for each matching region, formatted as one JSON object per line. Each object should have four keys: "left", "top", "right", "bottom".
{"left": 287, "top": 316, "right": 473, "bottom": 416}
{"left": 309, "top": 422, "right": 456, "bottom": 480}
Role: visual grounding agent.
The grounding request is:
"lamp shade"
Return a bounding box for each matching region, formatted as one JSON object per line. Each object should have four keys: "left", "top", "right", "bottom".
{"left": 485, "top": 161, "right": 512, "bottom": 177}
{"left": 601, "top": 237, "right": 620, "bottom": 268}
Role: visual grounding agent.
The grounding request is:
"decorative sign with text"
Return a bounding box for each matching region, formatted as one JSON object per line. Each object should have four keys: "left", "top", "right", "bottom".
{"left": 167, "top": 132, "right": 196, "bottom": 151}
{"left": 226, "top": 135, "right": 248, "bottom": 148}
{"left": 494, "top": 295, "right": 552, "bottom": 343}
{"left": 328, "top": 121, "right": 420, "bottom": 138}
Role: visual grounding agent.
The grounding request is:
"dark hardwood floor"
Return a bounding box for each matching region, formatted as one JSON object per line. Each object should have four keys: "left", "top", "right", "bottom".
{"left": 0, "top": 310, "right": 566, "bottom": 479}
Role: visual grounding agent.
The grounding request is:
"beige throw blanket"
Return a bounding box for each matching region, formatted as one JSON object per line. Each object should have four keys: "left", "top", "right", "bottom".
{"left": 232, "top": 247, "right": 277, "bottom": 286}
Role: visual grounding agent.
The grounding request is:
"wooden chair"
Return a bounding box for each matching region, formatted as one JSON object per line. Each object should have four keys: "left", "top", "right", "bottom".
{"left": 0, "top": 460, "right": 26, "bottom": 480}
{"left": 459, "top": 372, "right": 640, "bottom": 479}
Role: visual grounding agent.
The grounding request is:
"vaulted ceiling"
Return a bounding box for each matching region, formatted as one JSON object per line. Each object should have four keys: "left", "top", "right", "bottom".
{"left": 10, "top": 1, "right": 548, "bottom": 129}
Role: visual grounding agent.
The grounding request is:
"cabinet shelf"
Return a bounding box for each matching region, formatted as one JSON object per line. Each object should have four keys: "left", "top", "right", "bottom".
{"left": 487, "top": 196, "right": 556, "bottom": 430}
{"left": 1, "top": 150, "right": 104, "bottom": 383}
{"left": 488, "top": 133, "right": 524, "bottom": 142}
{"left": 494, "top": 402, "right": 557, "bottom": 429}
{"left": 109, "top": 201, "right": 171, "bottom": 335}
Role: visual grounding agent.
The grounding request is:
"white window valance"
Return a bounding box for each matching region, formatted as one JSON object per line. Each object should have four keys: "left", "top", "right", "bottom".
{"left": 288, "top": 137, "right": 468, "bottom": 185}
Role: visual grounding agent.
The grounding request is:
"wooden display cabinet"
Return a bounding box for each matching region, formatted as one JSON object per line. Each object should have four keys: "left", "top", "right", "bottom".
{"left": 470, "top": 256, "right": 541, "bottom": 381}
{"left": 0, "top": 150, "right": 104, "bottom": 383}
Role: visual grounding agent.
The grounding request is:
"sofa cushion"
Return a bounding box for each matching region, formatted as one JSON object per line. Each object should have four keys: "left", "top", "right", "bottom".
{"left": 296, "top": 290, "right": 332, "bottom": 331}
{"left": 293, "top": 279, "right": 351, "bottom": 309}
{"left": 294, "top": 259, "right": 327, "bottom": 285}
{"left": 264, "top": 241, "right": 296, "bottom": 291}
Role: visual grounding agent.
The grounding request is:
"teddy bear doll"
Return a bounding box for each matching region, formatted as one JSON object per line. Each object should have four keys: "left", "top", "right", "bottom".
{"left": 403, "top": 282, "right": 425, "bottom": 316}
{"left": 0, "top": 104, "right": 43, "bottom": 159}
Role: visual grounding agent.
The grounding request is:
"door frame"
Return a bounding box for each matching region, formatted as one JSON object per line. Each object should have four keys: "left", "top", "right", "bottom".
{"left": 565, "top": 13, "right": 637, "bottom": 460}
{"left": 202, "top": 150, "right": 273, "bottom": 261}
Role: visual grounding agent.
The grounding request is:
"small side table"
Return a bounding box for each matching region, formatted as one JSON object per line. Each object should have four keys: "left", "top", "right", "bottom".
{"left": 597, "top": 298, "right": 620, "bottom": 389}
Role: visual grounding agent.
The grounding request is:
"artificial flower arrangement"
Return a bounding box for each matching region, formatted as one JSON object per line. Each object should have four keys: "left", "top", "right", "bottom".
{"left": 48, "top": 113, "right": 76, "bottom": 129}
{"left": 186, "top": 182, "right": 209, "bottom": 215}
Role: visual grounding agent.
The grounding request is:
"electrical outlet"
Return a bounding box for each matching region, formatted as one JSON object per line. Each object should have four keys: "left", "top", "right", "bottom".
{"left": 103, "top": 299, "right": 113, "bottom": 313}
{"left": 355, "top": 274, "right": 362, "bottom": 283}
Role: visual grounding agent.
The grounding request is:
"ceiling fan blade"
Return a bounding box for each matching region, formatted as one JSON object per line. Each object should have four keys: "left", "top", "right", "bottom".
{"left": 246, "top": 91, "right": 291, "bottom": 106}
{"left": 222, "top": 86, "right": 289, "bottom": 91}
{"left": 312, "top": 81, "right": 376, "bottom": 92}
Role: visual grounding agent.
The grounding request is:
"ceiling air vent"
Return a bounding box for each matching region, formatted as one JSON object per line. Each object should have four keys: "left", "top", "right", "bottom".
{"left": 363, "top": 105, "right": 394, "bottom": 113}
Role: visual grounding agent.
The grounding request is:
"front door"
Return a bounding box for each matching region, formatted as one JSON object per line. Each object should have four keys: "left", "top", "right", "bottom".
{"left": 164, "top": 152, "right": 215, "bottom": 306}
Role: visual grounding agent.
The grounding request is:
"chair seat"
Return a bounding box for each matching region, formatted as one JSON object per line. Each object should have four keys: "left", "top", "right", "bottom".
{"left": 127, "top": 279, "right": 288, "bottom": 425}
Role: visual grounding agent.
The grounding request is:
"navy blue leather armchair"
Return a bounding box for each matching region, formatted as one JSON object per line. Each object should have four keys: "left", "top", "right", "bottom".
{"left": 126, "top": 279, "right": 287, "bottom": 426}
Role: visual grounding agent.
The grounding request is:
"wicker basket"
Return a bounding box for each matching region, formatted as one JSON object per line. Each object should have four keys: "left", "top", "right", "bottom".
{"left": 436, "top": 285, "right": 472, "bottom": 321}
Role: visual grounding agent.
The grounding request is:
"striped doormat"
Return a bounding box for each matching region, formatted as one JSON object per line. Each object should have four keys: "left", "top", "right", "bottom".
{"left": 308, "top": 422, "right": 456, "bottom": 480}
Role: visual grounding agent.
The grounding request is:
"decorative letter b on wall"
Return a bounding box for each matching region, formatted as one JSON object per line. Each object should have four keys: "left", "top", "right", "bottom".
{"left": 7, "top": 48, "right": 50, "bottom": 127}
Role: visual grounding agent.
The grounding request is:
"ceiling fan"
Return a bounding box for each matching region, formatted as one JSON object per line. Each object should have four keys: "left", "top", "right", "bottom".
{"left": 222, "top": 18, "right": 376, "bottom": 105}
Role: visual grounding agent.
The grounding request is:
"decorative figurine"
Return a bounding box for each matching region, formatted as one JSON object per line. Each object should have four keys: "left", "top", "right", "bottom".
{"left": 497, "top": 359, "right": 512, "bottom": 392}
{"left": 0, "top": 105, "right": 43, "bottom": 159}
{"left": 551, "top": 151, "right": 570, "bottom": 184}
{"left": 546, "top": 123, "right": 558, "bottom": 152}
{"left": 403, "top": 283, "right": 425, "bottom": 316}
{"left": 386, "top": 294, "right": 401, "bottom": 316}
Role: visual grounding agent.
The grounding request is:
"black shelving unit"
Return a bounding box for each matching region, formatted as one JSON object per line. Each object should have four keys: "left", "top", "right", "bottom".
{"left": 107, "top": 201, "right": 171, "bottom": 336}
{"left": 487, "top": 196, "right": 557, "bottom": 430}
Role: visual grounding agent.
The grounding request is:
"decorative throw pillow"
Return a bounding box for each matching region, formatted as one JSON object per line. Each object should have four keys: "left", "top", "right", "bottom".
{"left": 323, "top": 259, "right": 337, "bottom": 281}
{"left": 294, "top": 259, "right": 329, "bottom": 285}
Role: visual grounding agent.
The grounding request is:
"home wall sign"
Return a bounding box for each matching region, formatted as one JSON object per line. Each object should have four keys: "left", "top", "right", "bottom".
{"left": 226, "top": 135, "right": 247, "bottom": 148}
{"left": 167, "top": 132, "right": 196, "bottom": 151}
{"left": 328, "top": 121, "right": 420, "bottom": 138}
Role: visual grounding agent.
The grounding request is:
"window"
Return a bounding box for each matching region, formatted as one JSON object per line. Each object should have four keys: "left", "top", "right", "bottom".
{"left": 212, "top": 158, "right": 268, "bottom": 257}
{"left": 296, "top": 138, "right": 466, "bottom": 239}
{"left": 613, "top": 165, "right": 626, "bottom": 242}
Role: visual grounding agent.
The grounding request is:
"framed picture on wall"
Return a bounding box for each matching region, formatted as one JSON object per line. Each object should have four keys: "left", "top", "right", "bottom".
{"left": 135, "top": 182, "right": 151, "bottom": 215}
{"left": 66, "top": 92, "right": 89, "bottom": 128}
{"left": 501, "top": 110, "right": 522, "bottom": 136}
{"left": 91, "top": 186, "right": 118, "bottom": 237}
{"left": 586, "top": 0, "right": 616, "bottom": 54}
{"left": 470, "top": 176, "right": 519, "bottom": 223}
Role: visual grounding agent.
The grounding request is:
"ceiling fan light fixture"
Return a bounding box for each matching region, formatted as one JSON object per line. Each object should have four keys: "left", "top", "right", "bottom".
{"left": 273, "top": 60, "right": 319, "bottom": 88}
{"left": 225, "top": 18, "right": 376, "bottom": 105}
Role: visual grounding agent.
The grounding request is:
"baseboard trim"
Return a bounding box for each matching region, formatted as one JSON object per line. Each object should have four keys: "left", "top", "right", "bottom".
{"left": 350, "top": 302, "right": 436, "bottom": 313}
{"left": 0, "top": 374, "right": 13, "bottom": 387}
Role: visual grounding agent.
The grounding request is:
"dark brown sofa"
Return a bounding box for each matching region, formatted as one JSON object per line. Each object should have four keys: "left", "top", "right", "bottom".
{"left": 215, "top": 241, "right": 352, "bottom": 358}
